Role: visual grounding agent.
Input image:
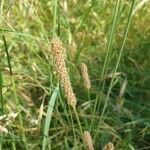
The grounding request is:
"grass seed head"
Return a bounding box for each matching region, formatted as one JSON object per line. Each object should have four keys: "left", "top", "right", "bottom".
{"left": 51, "top": 37, "right": 77, "bottom": 108}
{"left": 84, "top": 131, "right": 94, "bottom": 150}
{"left": 103, "top": 142, "right": 114, "bottom": 150}
{"left": 80, "top": 63, "right": 91, "bottom": 90}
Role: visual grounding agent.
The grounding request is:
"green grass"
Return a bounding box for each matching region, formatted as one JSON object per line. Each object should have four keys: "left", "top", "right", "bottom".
{"left": 0, "top": 69, "right": 3, "bottom": 113}
{"left": 0, "top": 0, "right": 150, "bottom": 149}
{"left": 42, "top": 84, "right": 59, "bottom": 150}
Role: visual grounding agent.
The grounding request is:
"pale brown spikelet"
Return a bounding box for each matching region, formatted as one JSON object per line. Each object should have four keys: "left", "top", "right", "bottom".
{"left": 51, "top": 37, "right": 77, "bottom": 108}
{"left": 103, "top": 142, "right": 114, "bottom": 150}
{"left": 80, "top": 63, "right": 91, "bottom": 90}
{"left": 84, "top": 131, "right": 94, "bottom": 150}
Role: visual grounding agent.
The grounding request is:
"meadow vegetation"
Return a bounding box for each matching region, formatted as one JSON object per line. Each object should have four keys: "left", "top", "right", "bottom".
{"left": 0, "top": 0, "right": 150, "bottom": 149}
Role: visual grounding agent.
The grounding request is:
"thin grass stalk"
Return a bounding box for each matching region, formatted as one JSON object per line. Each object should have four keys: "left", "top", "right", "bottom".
{"left": 0, "top": 136, "right": 3, "bottom": 150}
{"left": 12, "top": 66, "right": 27, "bottom": 149}
{"left": 59, "top": 93, "right": 71, "bottom": 123}
{"left": 57, "top": 93, "right": 78, "bottom": 148}
{"left": 0, "top": 71, "right": 3, "bottom": 114}
{"left": 73, "top": 108, "right": 83, "bottom": 135}
{"left": 11, "top": 135, "right": 16, "bottom": 150}
{"left": 97, "top": 0, "right": 121, "bottom": 109}
{"left": 3, "top": 34, "right": 27, "bottom": 149}
{"left": 101, "top": 0, "right": 135, "bottom": 123}
{"left": 68, "top": 106, "right": 77, "bottom": 149}
{"left": 58, "top": 93, "right": 77, "bottom": 148}
{"left": 52, "top": 0, "right": 58, "bottom": 37}
{"left": 12, "top": 65, "right": 27, "bottom": 150}
{"left": 87, "top": 90, "right": 91, "bottom": 102}
{"left": 90, "top": 0, "right": 121, "bottom": 130}
{"left": 2, "top": 35, "right": 13, "bottom": 75}
{"left": 0, "top": 0, "right": 4, "bottom": 19}
{"left": 35, "top": 14, "right": 49, "bottom": 42}
{"left": 57, "top": 0, "right": 60, "bottom": 36}
{"left": 94, "top": 0, "right": 136, "bottom": 140}
{"left": 99, "top": 0, "right": 121, "bottom": 89}
{"left": 71, "top": 108, "right": 85, "bottom": 148}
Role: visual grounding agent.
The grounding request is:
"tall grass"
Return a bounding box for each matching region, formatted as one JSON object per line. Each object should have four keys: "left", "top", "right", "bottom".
{"left": 100, "top": 0, "right": 136, "bottom": 124}
{"left": 0, "top": 0, "right": 150, "bottom": 149}
{"left": 90, "top": 0, "right": 121, "bottom": 131}
{"left": 2, "top": 34, "right": 27, "bottom": 149}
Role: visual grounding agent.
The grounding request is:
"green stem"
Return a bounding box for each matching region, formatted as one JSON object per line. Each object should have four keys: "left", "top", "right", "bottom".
{"left": 94, "top": 0, "right": 136, "bottom": 141}
{"left": 73, "top": 107, "right": 83, "bottom": 136}
{"left": 90, "top": 0, "right": 121, "bottom": 130}
{"left": 3, "top": 34, "right": 27, "bottom": 149}
{"left": 69, "top": 106, "right": 77, "bottom": 149}
{"left": 73, "top": 107, "right": 85, "bottom": 148}
{"left": 0, "top": 71, "right": 3, "bottom": 114}
{"left": 52, "top": 0, "right": 58, "bottom": 37}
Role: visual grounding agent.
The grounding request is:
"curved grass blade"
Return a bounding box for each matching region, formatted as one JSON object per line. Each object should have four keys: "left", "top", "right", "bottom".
{"left": 42, "top": 85, "right": 59, "bottom": 150}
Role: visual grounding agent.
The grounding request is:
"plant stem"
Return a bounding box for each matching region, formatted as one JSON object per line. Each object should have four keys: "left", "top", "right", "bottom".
{"left": 3, "top": 34, "right": 27, "bottom": 149}
{"left": 90, "top": 0, "right": 121, "bottom": 130}
{"left": 94, "top": 0, "right": 136, "bottom": 141}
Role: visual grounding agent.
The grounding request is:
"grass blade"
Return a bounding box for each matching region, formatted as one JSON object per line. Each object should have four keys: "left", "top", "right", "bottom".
{"left": 52, "top": 0, "right": 58, "bottom": 37}
{"left": 3, "top": 34, "right": 27, "bottom": 149}
{"left": 94, "top": 0, "right": 136, "bottom": 141}
{"left": 90, "top": 0, "right": 121, "bottom": 130}
{"left": 101, "top": 0, "right": 136, "bottom": 120}
{"left": 0, "top": 71, "right": 3, "bottom": 114}
{"left": 42, "top": 85, "right": 59, "bottom": 150}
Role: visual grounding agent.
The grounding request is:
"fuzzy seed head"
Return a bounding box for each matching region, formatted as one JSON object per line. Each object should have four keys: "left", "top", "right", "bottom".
{"left": 80, "top": 63, "right": 91, "bottom": 90}
{"left": 103, "top": 142, "right": 114, "bottom": 150}
{"left": 84, "top": 131, "right": 94, "bottom": 150}
{"left": 51, "top": 37, "right": 77, "bottom": 107}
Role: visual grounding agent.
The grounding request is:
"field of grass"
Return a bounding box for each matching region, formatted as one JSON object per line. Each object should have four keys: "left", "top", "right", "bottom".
{"left": 0, "top": 0, "right": 150, "bottom": 149}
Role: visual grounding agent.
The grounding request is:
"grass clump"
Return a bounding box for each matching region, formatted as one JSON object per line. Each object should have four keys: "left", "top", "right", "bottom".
{"left": 0, "top": 0, "right": 150, "bottom": 149}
